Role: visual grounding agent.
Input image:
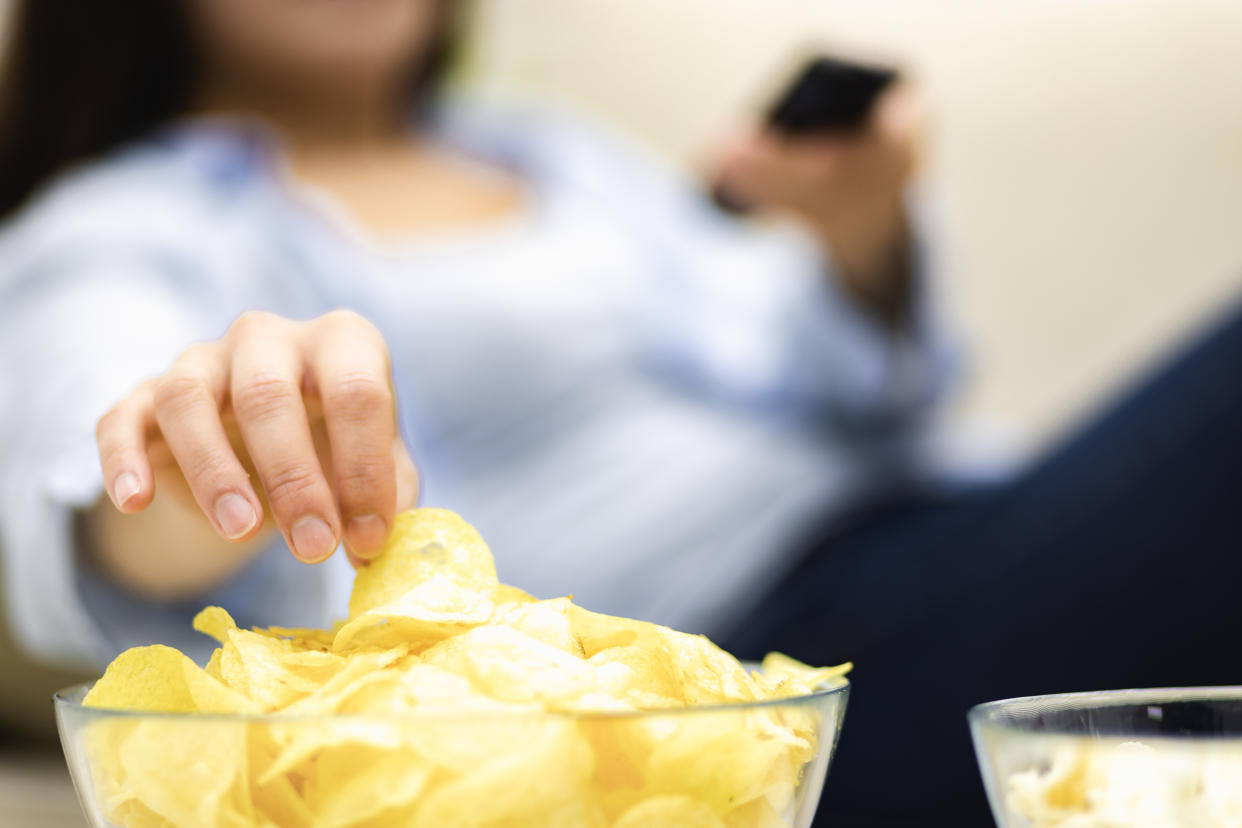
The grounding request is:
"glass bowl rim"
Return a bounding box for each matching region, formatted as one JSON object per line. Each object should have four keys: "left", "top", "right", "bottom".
{"left": 55, "top": 677, "right": 849, "bottom": 725}
{"left": 969, "top": 686, "right": 1242, "bottom": 732}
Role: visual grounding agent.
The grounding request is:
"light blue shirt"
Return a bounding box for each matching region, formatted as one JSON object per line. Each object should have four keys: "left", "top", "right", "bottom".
{"left": 0, "top": 97, "right": 957, "bottom": 668}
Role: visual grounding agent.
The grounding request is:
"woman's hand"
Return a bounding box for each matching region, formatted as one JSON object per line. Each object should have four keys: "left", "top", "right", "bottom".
{"left": 710, "top": 85, "right": 925, "bottom": 324}
{"left": 94, "top": 310, "right": 418, "bottom": 592}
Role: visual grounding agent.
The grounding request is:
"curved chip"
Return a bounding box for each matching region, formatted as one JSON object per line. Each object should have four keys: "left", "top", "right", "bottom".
{"left": 614, "top": 795, "right": 724, "bottom": 828}
{"left": 333, "top": 509, "right": 499, "bottom": 652}
{"left": 84, "top": 644, "right": 255, "bottom": 714}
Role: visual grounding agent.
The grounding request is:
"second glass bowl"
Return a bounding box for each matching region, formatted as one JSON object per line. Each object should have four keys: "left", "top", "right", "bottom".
{"left": 970, "top": 687, "right": 1242, "bottom": 827}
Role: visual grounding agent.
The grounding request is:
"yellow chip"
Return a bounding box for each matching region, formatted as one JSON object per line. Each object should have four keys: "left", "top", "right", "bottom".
{"left": 407, "top": 717, "right": 601, "bottom": 827}
{"left": 614, "top": 795, "right": 725, "bottom": 828}
{"left": 246, "top": 727, "right": 316, "bottom": 828}
{"left": 758, "top": 651, "right": 851, "bottom": 696}
{"left": 589, "top": 645, "right": 682, "bottom": 709}
{"left": 302, "top": 743, "right": 432, "bottom": 828}
{"left": 570, "top": 606, "right": 764, "bottom": 705}
{"left": 105, "top": 799, "right": 172, "bottom": 828}
{"left": 84, "top": 644, "right": 255, "bottom": 714}
{"left": 261, "top": 718, "right": 407, "bottom": 786}
{"left": 724, "top": 796, "right": 793, "bottom": 828}
{"left": 334, "top": 662, "right": 522, "bottom": 715}
{"left": 257, "top": 624, "right": 338, "bottom": 650}
{"left": 347, "top": 508, "right": 498, "bottom": 618}
{"left": 657, "top": 627, "right": 761, "bottom": 705}
{"left": 192, "top": 605, "right": 238, "bottom": 644}
{"left": 607, "top": 708, "right": 802, "bottom": 816}
{"left": 494, "top": 582, "right": 538, "bottom": 606}
{"left": 116, "top": 719, "right": 250, "bottom": 828}
{"left": 195, "top": 607, "right": 346, "bottom": 711}
{"left": 491, "top": 596, "right": 585, "bottom": 657}
{"left": 278, "top": 646, "right": 407, "bottom": 716}
{"left": 420, "top": 624, "right": 604, "bottom": 708}
{"left": 250, "top": 771, "right": 315, "bottom": 828}
{"left": 333, "top": 509, "right": 499, "bottom": 652}
{"left": 570, "top": 604, "right": 663, "bottom": 655}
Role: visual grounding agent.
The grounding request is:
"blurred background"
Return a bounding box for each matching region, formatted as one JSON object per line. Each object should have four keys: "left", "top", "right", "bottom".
{"left": 3, "top": 0, "right": 1242, "bottom": 824}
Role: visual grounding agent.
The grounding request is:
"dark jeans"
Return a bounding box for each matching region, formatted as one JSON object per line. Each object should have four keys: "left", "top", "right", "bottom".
{"left": 724, "top": 297, "right": 1242, "bottom": 827}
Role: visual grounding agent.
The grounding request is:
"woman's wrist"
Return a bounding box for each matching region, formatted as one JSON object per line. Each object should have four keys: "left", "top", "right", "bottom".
{"left": 79, "top": 491, "right": 272, "bottom": 601}
{"left": 815, "top": 203, "right": 913, "bottom": 327}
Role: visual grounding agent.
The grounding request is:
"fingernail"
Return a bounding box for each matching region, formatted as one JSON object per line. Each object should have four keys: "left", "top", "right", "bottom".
{"left": 214, "top": 493, "right": 258, "bottom": 540}
{"left": 346, "top": 514, "right": 388, "bottom": 558}
{"left": 112, "top": 473, "right": 140, "bottom": 508}
{"left": 291, "top": 516, "right": 336, "bottom": 563}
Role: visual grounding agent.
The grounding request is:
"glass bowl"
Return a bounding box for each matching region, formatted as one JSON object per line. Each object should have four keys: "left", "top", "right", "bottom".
{"left": 970, "top": 687, "right": 1242, "bottom": 827}
{"left": 56, "top": 676, "right": 848, "bottom": 828}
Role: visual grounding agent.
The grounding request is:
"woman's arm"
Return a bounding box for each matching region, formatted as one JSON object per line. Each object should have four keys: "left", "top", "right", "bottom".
{"left": 710, "top": 85, "right": 924, "bottom": 325}
{"left": 498, "top": 89, "right": 953, "bottom": 426}
{"left": 0, "top": 259, "right": 233, "bottom": 664}
{"left": 535, "top": 98, "right": 952, "bottom": 428}
{"left": 0, "top": 245, "right": 414, "bottom": 664}
{"left": 79, "top": 454, "right": 275, "bottom": 601}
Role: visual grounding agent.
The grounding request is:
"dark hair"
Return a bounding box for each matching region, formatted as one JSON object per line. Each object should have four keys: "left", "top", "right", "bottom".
{"left": 0, "top": 1, "right": 460, "bottom": 220}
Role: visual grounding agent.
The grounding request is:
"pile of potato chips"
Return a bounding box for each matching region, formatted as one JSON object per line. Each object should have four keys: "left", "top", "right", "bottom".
{"left": 79, "top": 509, "right": 849, "bottom": 828}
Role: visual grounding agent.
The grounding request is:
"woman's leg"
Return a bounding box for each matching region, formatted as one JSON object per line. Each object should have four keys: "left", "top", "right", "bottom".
{"left": 726, "top": 297, "right": 1242, "bottom": 827}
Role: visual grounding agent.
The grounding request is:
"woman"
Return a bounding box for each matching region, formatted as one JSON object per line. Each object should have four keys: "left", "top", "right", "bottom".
{"left": 2, "top": 2, "right": 1239, "bottom": 826}
{"left": 0, "top": 2, "right": 936, "bottom": 685}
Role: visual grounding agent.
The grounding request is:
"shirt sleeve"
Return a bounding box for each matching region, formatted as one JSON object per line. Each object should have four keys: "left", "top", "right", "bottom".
{"left": 512, "top": 104, "right": 963, "bottom": 433}
{"left": 641, "top": 198, "right": 961, "bottom": 434}
{"left": 0, "top": 250, "right": 346, "bottom": 669}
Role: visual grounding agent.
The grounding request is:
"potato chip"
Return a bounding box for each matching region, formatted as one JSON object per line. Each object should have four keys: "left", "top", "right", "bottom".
{"left": 570, "top": 604, "right": 663, "bottom": 656}
{"left": 194, "top": 607, "right": 349, "bottom": 711}
{"left": 332, "top": 509, "right": 498, "bottom": 652}
{"left": 80, "top": 718, "right": 141, "bottom": 825}
{"left": 657, "top": 627, "right": 762, "bottom": 705}
{"left": 494, "top": 582, "right": 538, "bottom": 606}
{"left": 333, "top": 662, "right": 530, "bottom": 716}
{"left": 118, "top": 719, "right": 251, "bottom": 828}
{"left": 571, "top": 607, "right": 760, "bottom": 706}
{"left": 757, "top": 652, "right": 851, "bottom": 697}
{"left": 250, "top": 772, "right": 314, "bottom": 828}
{"left": 407, "top": 717, "right": 600, "bottom": 827}
{"left": 724, "top": 796, "right": 794, "bottom": 828}
{"left": 348, "top": 510, "right": 495, "bottom": 616}
{"left": 106, "top": 799, "right": 176, "bottom": 828}
{"left": 246, "top": 727, "right": 316, "bottom": 828}
{"left": 302, "top": 743, "right": 433, "bottom": 828}
{"left": 261, "top": 718, "right": 408, "bottom": 786}
{"left": 84, "top": 644, "right": 255, "bottom": 714}
{"left": 277, "top": 647, "right": 407, "bottom": 716}
{"left": 614, "top": 795, "right": 724, "bottom": 828}
{"left": 257, "top": 624, "right": 338, "bottom": 650}
{"left": 421, "top": 624, "right": 609, "bottom": 708}
{"left": 606, "top": 709, "right": 802, "bottom": 816}
{"left": 589, "top": 645, "right": 682, "bottom": 708}
{"left": 80, "top": 507, "right": 850, "bottom": 828}
{"left": 490, "top": 596, "right": 585, "bottom": 657}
